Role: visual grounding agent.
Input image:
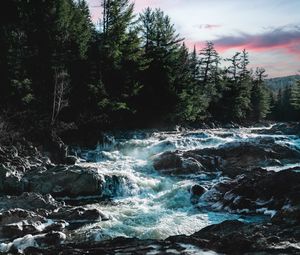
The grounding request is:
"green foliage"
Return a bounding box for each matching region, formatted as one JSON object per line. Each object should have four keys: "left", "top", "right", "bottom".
{"left": 0, "top": 0, "right": 290, "bottom": 129}
{"left": 251, "top": 68, "right": 271, "bottom": 121}
{"left": 290, "top": 80, "right": 300, "bottom": 110}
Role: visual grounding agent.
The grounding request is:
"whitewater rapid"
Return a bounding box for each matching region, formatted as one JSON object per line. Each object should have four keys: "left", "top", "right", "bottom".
{"left": 72, "top": 125, "right": 300, "bottom": 241}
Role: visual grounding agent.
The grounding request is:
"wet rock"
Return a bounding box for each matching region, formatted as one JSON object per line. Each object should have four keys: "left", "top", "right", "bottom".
{"left": 153, "top": 137, "right": 300, "bottom": 177}
{"left": 190, "top": 184, "right": 206, "bottom": 204}
{"left": 63, "top": 156, "right": 77, "bottom": 165}
{"left": 0, "top": 231, "right": 66, "bottom": 254}
{"left": 188, "top": 220, "right": 300, "bottom": 254}
{"left": 50, "top": 207, "right": 109, "bottom": 223}
{"left": 0, "top": 209, "right": 66, "bottom": 239}
{"left": 191, "top": 185, "right": 206, "bottom": 197}
{"left": 0, "top": 193, "right": 64, "bottom": 211}
{"left": 0, "top": 164, "right": 24, "bottom": 195}
{"left": 24, "top": 221, "right": 300, "bottom": 255}
{"left": 24, "top": 165, "right": 128, "bottom": 199}
{"left": 152, "top": 151, "right": 216, "bottom": 175}
{"left": 255, "top": 122, "right": 300, "bottom": 135}
{"left": 202, "top": 169, "right": 300, "bottom": 218}
{"left": 152, "top": 151, "right": 182, "bottom": 171}
{"left": 24, "top": 166, "right": 103, "bottom": 197}
{"left": 198, "top": 138, "right": 300, "bottom": 177}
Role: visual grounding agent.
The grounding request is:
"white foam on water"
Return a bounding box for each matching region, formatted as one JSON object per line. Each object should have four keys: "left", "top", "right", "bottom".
{"left": 71, "top": 125, "right": 300, "bottom": 240}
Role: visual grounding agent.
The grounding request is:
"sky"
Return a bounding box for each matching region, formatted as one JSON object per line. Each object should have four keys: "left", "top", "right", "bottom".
{"left": 87, "top": 0, "right": 300, "bottom": 78}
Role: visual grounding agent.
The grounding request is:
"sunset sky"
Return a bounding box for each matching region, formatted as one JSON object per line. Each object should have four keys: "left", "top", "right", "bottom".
{"left": 87, "top": 0, "right": 300, "bottom": 78}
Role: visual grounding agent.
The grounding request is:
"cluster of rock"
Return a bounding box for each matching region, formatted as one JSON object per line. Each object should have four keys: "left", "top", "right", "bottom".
{"left": 153, "top": 137, "right": 300, "bottom": 177}
{"left": 1, "top": 123, "right": 300, "bottom": 254}
{"left": 0, "top": 142, "right": 116, "bottom": 253}
{"left": 151, "top": 130, "right": 300, "bottom": 254}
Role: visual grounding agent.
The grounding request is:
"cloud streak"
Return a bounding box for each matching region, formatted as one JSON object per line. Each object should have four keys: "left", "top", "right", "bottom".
{"left": 197, "top": 24, "right": 222, "bottom": 30}
{"left": 212, "top": 27, "right": 300, "bottom": 56}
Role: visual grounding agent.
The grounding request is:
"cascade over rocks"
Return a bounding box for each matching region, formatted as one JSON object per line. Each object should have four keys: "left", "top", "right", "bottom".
{"left": 254, "top": 122, "right": 300, "bottom": 135}
{"left": 1, "top": 124, "right": 300, "bottom": 254}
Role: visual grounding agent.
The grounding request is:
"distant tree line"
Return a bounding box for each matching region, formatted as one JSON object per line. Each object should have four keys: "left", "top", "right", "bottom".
{"left": 1, "top": 0, "right": 299, "bottom": 133}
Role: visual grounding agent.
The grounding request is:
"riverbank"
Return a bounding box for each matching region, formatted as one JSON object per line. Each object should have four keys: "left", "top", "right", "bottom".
{"left": 1, "top": 123, "right": 300, "bottom": 254}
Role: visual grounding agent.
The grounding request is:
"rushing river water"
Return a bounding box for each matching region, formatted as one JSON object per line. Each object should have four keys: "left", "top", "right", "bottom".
{"left": 72, "top": 125, "right": 300, "bottom": 241}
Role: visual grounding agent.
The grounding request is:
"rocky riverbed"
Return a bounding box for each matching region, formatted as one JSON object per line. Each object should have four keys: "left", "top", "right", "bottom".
{"left": 1, "top": 123, "right": 300, "bottom": 254}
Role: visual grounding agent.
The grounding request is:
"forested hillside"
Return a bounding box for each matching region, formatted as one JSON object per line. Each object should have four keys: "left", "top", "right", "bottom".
{"left": 1, "top": 0, "right": 300, "bottom": 140}
{"left": 266, "top": 75, "right": 300, "bottom": 92}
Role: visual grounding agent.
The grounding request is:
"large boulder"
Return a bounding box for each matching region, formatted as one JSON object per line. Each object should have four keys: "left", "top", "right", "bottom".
{"left": 152, "top": 151, "right": 216, "bottom": 175}
{"left": 24, "top": 166, "right": 104, "bottom": 197}
{"left": 24, "top": 166, "right": 129, "bottom": 199}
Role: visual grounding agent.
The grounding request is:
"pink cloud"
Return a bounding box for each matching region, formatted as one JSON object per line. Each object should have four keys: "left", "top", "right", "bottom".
{"left": 212, "top": 28, "right": 300, "bottom": 56}
{"left": 186, "top": 28, "right": 300, "bottom": 59}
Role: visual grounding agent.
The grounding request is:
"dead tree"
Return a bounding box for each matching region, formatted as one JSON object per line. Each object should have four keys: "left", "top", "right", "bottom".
{"left": 51, "top": 68, "right": 69, "bottom": 126}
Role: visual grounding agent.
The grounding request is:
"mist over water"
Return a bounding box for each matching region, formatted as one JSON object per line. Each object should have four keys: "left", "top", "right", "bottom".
{"left": 73, "top": 125, "right": 298, "bottom": 241}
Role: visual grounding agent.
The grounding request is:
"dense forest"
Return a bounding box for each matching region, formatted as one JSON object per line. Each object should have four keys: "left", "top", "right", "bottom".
{"left": 1, "top": 0, "right": 300, "bottom": 140}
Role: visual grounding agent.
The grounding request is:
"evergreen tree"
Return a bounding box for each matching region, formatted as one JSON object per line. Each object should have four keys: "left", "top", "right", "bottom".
{"left": 250, "top": 68, "right": 270, "bottom": 121}
{"left": 225, "top": 50, "right": 252, "bottom": 120}
{"left": 290, "top": 80, "right": 300, "bottom": 110}
{"left": 175, "top": 44, "right": 209, "bottom": 122}
{"left": 138, "top": 8, "right": 184, "bottom": 123}
{"left": 98, "top": 0, "right": 145, "bottom": 124}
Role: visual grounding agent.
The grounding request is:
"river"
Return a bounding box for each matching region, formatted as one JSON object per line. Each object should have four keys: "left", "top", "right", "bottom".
{"left": 70, "top": 124, "right": 300, "bottom": 242}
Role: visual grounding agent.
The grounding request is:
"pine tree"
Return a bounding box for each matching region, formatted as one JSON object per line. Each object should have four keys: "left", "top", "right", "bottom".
{"left": 234, "top": 50, "right": 252, "bottom": 120}
{"left": 189, "top": 46, "right": 199, "bottom": 80}
{"left": 198, "top": 42, "right": 220, "bottom": 87}
{"left": 225, "top": 50, "right": 252, "bottom": 120}
{"left": 97, "top": 0, "right": 145, "bottom": 123}
{"left": 138, "top": 8, "right": 184, "bottom": 123}
{"left": 175, "top": 44, "right": 209, "bottom": 122}
{"left": 290, "top": 80, "right": 300, "bottom": 110}
{"left": 250, "top": 68, "right": 270, "bottom": 121}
